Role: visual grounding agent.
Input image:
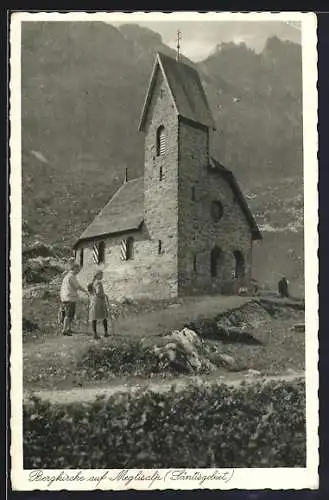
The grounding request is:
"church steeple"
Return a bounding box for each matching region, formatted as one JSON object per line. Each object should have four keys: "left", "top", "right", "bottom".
{"left": 138, "top": 52, "right": 215, "bottom": 132}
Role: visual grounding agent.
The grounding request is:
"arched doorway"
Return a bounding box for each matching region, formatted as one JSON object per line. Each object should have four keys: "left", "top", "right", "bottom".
{"left": 233, "top": 250, "right": 245, "bottom": 280}
{"left": 211, "top": 246, "right": 222, "bottom": 278}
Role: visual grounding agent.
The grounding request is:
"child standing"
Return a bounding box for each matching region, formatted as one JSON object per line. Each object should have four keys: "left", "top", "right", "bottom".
{"left": 87, "top": 271, "right": 109, "bottom": 339}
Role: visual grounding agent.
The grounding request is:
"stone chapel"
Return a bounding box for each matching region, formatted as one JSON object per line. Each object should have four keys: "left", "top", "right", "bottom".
{"left": 74, "top": 51, "right": 262, "bottom": 299}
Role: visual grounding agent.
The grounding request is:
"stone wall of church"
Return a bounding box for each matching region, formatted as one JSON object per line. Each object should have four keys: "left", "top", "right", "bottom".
{"left": 75, "top": 63, "right": 255, "bottom": 300}
{"left": 177, "top": 120, "right": 252, "bottom": 296}
{"left": 75, "top": 226, "right": 178, "bottom": 300}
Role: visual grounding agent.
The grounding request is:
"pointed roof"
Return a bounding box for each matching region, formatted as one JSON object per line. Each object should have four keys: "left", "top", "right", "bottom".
{"left": 75, "top": 177, "right": 144, "bottom": 245}
{"left": 208, "top": 157, "right": 262, "bottom": 241}
{"left": 139, "top": 52, "right": 216, "bottom": 132}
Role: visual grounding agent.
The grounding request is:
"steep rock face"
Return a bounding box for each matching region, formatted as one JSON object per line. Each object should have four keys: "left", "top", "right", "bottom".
{"left": 200, "top": 38, "right": 303, "bottom": 186}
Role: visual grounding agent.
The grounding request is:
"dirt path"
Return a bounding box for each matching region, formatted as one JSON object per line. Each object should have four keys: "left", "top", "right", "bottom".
{"left": 24, "top": 294, "right": 253, "bottom": 375}
{"left": 24, "top": 370, "right": 304, "bottom": 405}
{"left": 26, "top": 295, "right": 252, "bottom": 341}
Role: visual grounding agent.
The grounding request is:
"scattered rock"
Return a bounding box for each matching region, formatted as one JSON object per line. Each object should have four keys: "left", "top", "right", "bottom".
{"left": 171, "top": 327, "right": 203, "bottom": 349}
{"left": 245, "top": 369, "right": 262, "bottom": 377}
{"left": 207, "top": 346, "right": 240, "bottom": 371}
{"left": 23, "top": 241, "right": 56, "bottom": 260}
{"left": 122, "top": 297, "right": 134, "bottom": 305}
{"left": 153, "top": 328, "right": 216, "bottom": 374}
{"left": 217, "top": 353, "right": 236, "bottom": 368}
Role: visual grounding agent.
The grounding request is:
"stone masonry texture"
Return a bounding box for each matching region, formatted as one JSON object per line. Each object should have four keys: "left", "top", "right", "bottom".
{"left": 178, "top": 119, "right": 252, "bottom": 296}
{"left": 77, "top": 65, "right": 253, "bottom": 300}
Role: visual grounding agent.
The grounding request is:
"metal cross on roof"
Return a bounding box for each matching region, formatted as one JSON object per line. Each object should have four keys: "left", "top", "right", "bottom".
{"left": 176, "top": 29, "right": 182, "bottom": 61}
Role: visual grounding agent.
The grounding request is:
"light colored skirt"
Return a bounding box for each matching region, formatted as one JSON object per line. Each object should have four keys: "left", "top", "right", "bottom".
{"left": 88, "top": 296, "right": 108, "bottom": 321}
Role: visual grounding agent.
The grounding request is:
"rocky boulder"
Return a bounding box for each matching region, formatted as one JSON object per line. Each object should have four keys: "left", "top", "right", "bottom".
{"left": 150, "top": 327, "right": 238, "bottom": 375}
{"left": 23, "top": 256, "right": 66, "bottom": 284}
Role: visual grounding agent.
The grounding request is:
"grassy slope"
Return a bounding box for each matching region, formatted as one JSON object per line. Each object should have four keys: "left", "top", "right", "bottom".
{"left": 24, "top": 295, "right": 305, "bottom": 391}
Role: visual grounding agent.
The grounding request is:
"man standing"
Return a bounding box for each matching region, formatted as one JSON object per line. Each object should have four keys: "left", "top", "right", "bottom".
{"left": 278, "top": 276, "right": 289, "bottom": 298}
{"left": 60, "top": 262, "right": 87, "bottom": 336}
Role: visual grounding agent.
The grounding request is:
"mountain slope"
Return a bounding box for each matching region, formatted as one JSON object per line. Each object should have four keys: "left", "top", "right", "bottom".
{"left": 22, "top": 22, "right": 178, "bottom": 243}
{"left": 21, "top": 22, "right": 304, "bottom": 291}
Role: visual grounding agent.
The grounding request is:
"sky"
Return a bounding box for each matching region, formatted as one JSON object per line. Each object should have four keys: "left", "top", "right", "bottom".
{"left": 112, "top": 20, "right": 301, "bottom": 61}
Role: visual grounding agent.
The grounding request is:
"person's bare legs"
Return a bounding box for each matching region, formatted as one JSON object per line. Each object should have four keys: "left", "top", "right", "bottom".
{"left": 92, "top": 320, "right": 100, "bottom": 339}
{"left": 103, "top": 319, "right": 109, "bottom": 337}
{"left": 62, "top": 317, "right": 72, "bottom": 335}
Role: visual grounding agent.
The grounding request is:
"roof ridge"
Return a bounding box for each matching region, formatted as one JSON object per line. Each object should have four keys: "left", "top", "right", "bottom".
{"left": 100, "top": 177, "right": 143, "bottom": 213}
{"left": 157, "top": 51, "right": 196, "bottom": 70}
{"left": 156, "top": 53, "right": 180, "bottom": 116}
{"left": 101, "top": 183, "right": 125, "bottom": 212}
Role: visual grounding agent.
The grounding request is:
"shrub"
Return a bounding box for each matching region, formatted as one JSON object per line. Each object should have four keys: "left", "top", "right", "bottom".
{"left": 24, "top": 379, "right": 306, "bottom": 469}
{"left": 77, "top": 338, "right": 158, "bottom": 379}
{"left": 23, "top": 257, "right": 65, "bottom": 284}
{"left": 76, "top": 337, "right": 206, "bottom": 379}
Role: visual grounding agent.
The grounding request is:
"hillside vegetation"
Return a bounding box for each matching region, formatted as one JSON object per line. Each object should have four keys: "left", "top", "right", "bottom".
{"left": 24, "top": 378, "right": 305, "bottom": 468}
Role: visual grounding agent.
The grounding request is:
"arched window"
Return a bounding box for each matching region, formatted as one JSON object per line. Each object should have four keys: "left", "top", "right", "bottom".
{"left": 156, "top": 125, "right": 166, "bottom": 156}
{"left": 211, "top": 200, "right": 224, "bottom": 222}
{"left": 79, "top": 248, "right": 84, "bottom": 268}
{"left": 98, "top": 241, "right": 105, "bottom": 264}
{"left": 93, "top": 241, "right": 105, "bottom": 264}
{"left": 233, "top": 250, "right": 245, "bottom": 280}
{"left": 210, "top": 246, "right": 222, "bottom": 278}
{"left": 126, "top": 237, "right": 134, "bottom": 260}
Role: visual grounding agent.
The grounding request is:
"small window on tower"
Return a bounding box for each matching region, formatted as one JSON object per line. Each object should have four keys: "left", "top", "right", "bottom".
{"left": 193, "top": 255, "right": 197, "bottom": 272}
{"left": 160, "top": 89, "right": 165, "bottom": 99}
{"left": 79, "top": 248, "right": 84, "bottom": 268}
{"left": 158, "top": 240, "right": 162, "bottom": 255}
{"left": 156, "top": 126, "right": 166, "bottom": 156}
{"left": 192, "top": 186, "right": 196, "bottom": 201}
{"left": 159, "top": 166, "right": 163, "bottom": 181}
{"left": 211, "top": 200, "right": 224, "bottom": 222}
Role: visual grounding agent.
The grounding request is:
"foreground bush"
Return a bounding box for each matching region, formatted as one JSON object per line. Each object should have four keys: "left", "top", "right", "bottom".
{"left": 24, "top": 379, "right": 305, "bottom": 468}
